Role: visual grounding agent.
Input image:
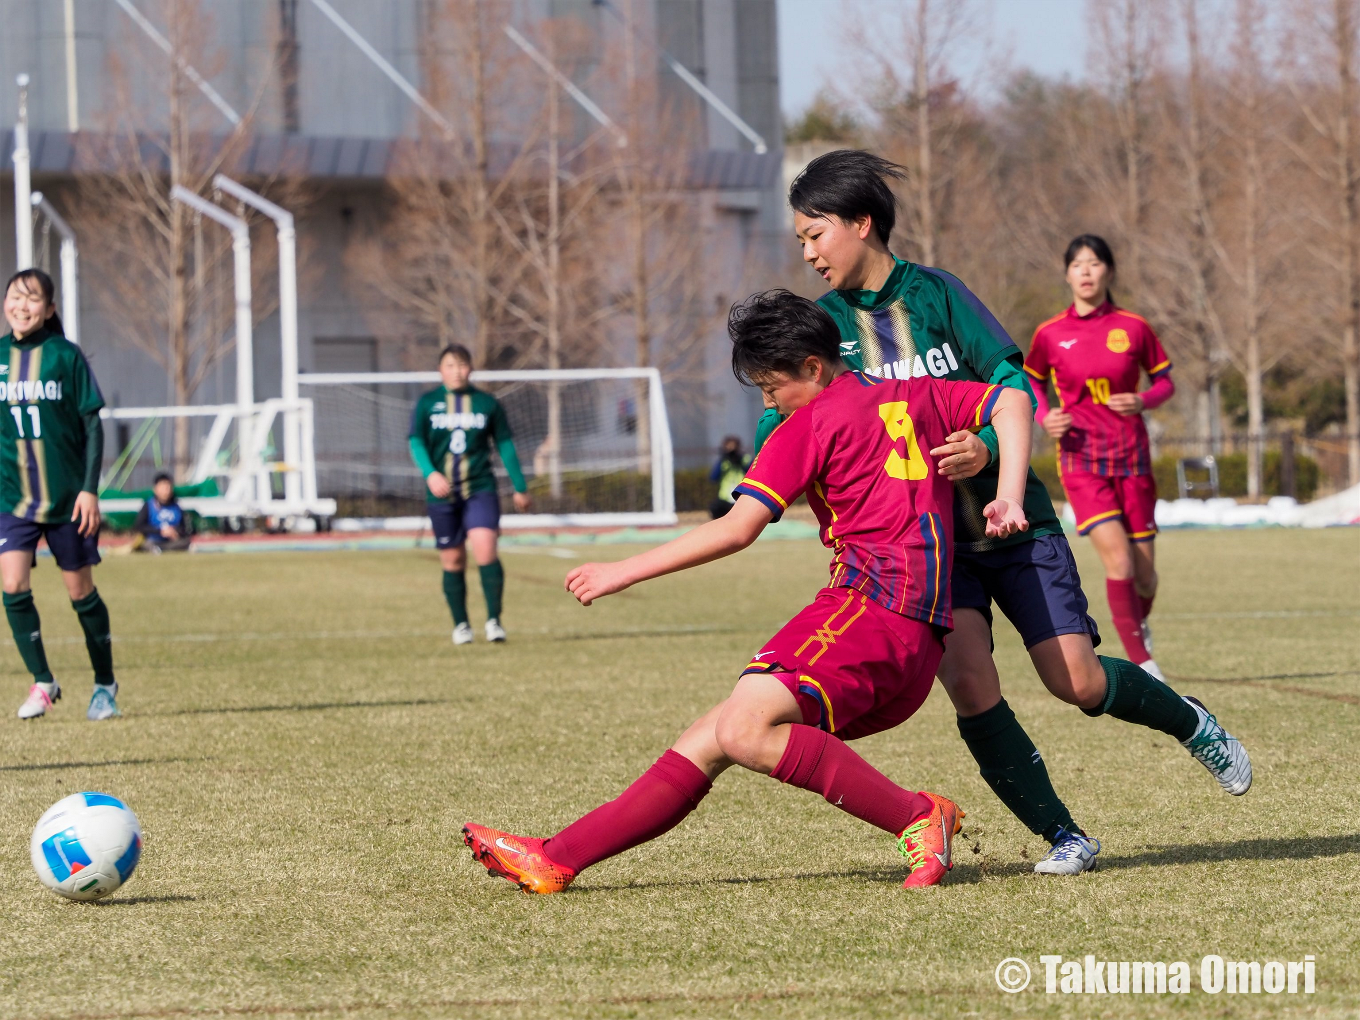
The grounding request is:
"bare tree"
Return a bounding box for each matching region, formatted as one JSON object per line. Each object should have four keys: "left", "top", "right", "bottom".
{"left": 1283, "top": 0, "right": 1360, "bottom": 486}
{"left": 76, "top": 0, "right": 283, "bottom": 476}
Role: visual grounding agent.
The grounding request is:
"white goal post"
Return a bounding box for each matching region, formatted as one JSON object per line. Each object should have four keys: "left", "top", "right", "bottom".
{"left": 96, "top": 398, "right": 337, "bottom": 520}
{"left": 297, "top": 366, "right": 677, "bottom": 528}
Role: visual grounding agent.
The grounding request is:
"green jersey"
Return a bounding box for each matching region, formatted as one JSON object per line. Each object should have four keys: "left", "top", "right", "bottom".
{"left": 408, "top": 385, "right": 526, "bottom": 501}
{"left": 755, "top": 258, "right": 1062, "bottom": 552}
{"left": 0, "top": 326, "right": 104, "bottom": 523}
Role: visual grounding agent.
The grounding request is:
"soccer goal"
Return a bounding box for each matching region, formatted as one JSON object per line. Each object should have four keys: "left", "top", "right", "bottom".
{"left": 96, "top": 398, "right": 337, "bottom": 521}
{"left": 296, "top": 367, "right": 677, "bottom": 528}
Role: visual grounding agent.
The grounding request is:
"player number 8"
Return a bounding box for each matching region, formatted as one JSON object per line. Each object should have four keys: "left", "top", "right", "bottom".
{"left": 450, "top": 429, "right": 467, "bottom": 454}
{"left": 878, "top": 401, "right": 927, "bottom": 480}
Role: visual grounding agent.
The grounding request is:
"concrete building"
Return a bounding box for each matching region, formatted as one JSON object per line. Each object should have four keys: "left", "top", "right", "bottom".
{"left": 0, "top": 0, "right": 783, "bottom": 506}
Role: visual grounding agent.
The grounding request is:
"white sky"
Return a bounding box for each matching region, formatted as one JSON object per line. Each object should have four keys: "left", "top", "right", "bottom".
{"left": 777, "top": 0, "right": 1088, "bottom": 119}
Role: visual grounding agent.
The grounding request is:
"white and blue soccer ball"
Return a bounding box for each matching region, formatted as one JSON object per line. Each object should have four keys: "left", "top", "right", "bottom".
{"left": 30, "top": 792, "right": 142, "bottom": 901}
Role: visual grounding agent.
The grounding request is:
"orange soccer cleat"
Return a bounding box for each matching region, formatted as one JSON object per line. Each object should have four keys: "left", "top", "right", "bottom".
{"left": 462, "top": 823, "right": 576, "bottom": 895}
{"left": 896, "top": 792, "right": 964, "bottom": 889}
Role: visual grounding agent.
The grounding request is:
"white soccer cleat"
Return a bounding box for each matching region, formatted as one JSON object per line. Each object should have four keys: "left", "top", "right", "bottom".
{"left": 1140, "top": 618, "right": 1154, "bottom": 654}
{"left": 18, "top": 681, "right": 59, "bottom": 719}
{"left": 87, "top": 681, "right": 120, "bottom": 721}
{"left": 485, "top": 618, "right": 506, "bottom": 643}
{"left": 452, "top": 623, "right": 474, "bottom": 646}
{"left": 1181, "top": 696, "right": 1252, "bottom": 796}
{"left": 1034, "top": 829, "right": 1101, "bottom": 875}
{"left": 1139, "top": 659, "right": 1167, "bottom": 683}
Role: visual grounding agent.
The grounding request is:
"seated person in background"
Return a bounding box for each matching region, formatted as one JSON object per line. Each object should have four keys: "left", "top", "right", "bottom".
{"left": 132, "top": 474, "right": 193, "bottom": 552}
{"left": 708, "top": 435, "right": 752, "bottom": 518}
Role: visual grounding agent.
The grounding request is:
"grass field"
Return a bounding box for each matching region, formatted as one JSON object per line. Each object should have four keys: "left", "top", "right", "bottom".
{"left": 0, "top": 528, "right": 1357, "bottom": 1020}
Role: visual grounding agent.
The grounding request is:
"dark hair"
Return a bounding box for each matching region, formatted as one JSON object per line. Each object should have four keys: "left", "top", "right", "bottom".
{"left": 153, "top": 472, "right": 174, "bottom": 486}
{"left": 438, "top": 344, "right": 473, "bottom": 366}
{"left": 1063, "top": 234, "right": 1117, "bottom": 306}
{"left": 1063, "top": 234, "right": 1116, "bottom": 270}
{"left": 729, "top": 290, "right": 843, "bottom": 385}
{"left": 4, "top": 269, "right": 64, "bottom": 336}
{"left": 788, "top": 149, "right": 906, "bottom": 245}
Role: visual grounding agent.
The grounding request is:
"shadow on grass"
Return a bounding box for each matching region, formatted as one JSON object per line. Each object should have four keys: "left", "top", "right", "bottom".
{"left": 94, "top": 893, "right": 198, "bottom": 906}
{"left": 1170, "top": 671, "right": 1360, "bottom": 706}
{"left": 577, "top": 867, "right": 905, "bottom": 893}
{"left": 0, "top": 757, "right": 201, "bottom": 772}
{"left": 147, "top": 698, "right": 454, "bottom": 718}
{"left": 581, "top": 835, "right": 1360, "bottom": 892}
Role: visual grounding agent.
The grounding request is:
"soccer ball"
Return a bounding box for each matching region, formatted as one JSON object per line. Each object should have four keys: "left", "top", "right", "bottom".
{"left": 30, "top": 792, "right": 142, "bottom": 901}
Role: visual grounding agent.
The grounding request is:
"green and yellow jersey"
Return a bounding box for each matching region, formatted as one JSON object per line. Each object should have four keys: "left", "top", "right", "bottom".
{"left": 408, "top": 385, "right": 526, "bottom": 501}
{"left": 755, "top": 258, "right": 1062, "bottom": 553}
{"left": 0, "top": 326, "right": 104, "bottom": 523}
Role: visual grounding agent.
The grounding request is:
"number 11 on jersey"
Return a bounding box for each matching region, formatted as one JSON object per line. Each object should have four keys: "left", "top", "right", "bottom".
{"left": 10, "top": 406, "right": 41, "bottom": 438}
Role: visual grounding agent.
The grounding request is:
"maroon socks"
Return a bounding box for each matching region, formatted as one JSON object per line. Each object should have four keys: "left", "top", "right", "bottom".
{"left": 544, "top": 750, "right": 712, "bottom": 874}
{"left": 771, "top": 724, "right": 931, "bottom": 836}
{"left": 1139, "top": 590, "right": 1155, "bottom": 621}
{"left": 1106, "top": 577, "right": 1151, "bottom": 663}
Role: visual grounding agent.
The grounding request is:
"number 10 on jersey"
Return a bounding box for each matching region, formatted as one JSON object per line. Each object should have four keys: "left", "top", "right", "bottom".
{"left": 10, "top": 405, "right": 41, "bottom": 438}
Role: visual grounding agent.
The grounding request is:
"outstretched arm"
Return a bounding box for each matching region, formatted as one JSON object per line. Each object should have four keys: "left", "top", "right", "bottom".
{"left": 565, "top": 496, "right": 772, "bottom": 605}
{"left": 980, "top": 387, "right": 1032, "bottom": 539}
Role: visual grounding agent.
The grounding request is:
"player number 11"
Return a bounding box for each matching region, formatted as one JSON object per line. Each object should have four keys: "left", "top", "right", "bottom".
{"left": 878, "top": 401, "right": 928, "bottom": 480}
{"left": 10, "top": 405, "right": 41, "bottom": 438}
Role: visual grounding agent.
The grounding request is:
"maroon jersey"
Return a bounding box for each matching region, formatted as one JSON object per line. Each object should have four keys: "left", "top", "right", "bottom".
{"left": 733, "top": 371, "right": 1002, "bottom": 629}
{"left": 1024, "top": 302, "right": 1171, "bottom": 476}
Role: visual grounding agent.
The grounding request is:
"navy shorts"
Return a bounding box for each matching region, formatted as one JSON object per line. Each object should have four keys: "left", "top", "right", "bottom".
{"left": 428, "top": 491, "right": 500, "bottom": 549}
{"left": 0, "top": 514, "right": 101, "bottom": 571}
{"left": 951, "top": 533, "right": 1100, "bottom": 650}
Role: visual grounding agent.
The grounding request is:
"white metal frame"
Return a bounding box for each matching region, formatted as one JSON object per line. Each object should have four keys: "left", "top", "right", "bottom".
{"left": 30, "top": 192, "right": 79, "bottom": 344}
{"left": 96, "top": 398, "right": 334, "bottom": 519}
{"left": 297, "top": 367, "right": 677, "bottom": 528}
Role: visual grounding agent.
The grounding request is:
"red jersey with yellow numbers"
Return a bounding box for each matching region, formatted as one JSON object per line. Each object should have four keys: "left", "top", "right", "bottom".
{"left": 732, "top": 371, "right": 1003, "bottom": 629}
{"left": 1024, "top": 302, "right": 1171, "bottom": 476}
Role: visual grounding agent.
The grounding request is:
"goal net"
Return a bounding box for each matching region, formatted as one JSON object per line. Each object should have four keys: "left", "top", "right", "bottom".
{"left": 296, "top": 367, "right": 677, "bottom": 527}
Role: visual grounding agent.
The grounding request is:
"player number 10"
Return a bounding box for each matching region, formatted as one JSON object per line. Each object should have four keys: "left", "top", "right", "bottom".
{"left": 1085, "top": 377, "right": 1112, "bottom": 404}
{"left": 878, "top": 401, "right": 928, "bottom": 480}
{"left": 9, "top": 405, "right": 41, "bottom": 438}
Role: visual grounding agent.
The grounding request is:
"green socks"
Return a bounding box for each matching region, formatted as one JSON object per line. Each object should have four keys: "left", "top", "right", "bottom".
{"left": 479, "top": 561, "right": 504, "bottom": 621}
{"left": 442, "top": 571, "right": 469, "bottom": 626}
{"left": 72, "top": 589, "right": 115, "bottom": 685}
{"left": 1084, "top": 655, "right": 1198, "bottom": 741}
{"left": 957, "top": 698, "right": 1079, "bottom": 844}
{"left": 3, "top": 589, "right": 54, "bottom": 685}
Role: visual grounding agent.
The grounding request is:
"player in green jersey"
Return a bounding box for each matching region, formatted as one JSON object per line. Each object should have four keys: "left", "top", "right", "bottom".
{"left": 409, "top": 345, "right": 530, "bottom": 644}
{"left": 1, "top": 270, "right": 119, "bottom": 721}
{"left": 756, "top": 151, "right": 1252, "bottom": 873}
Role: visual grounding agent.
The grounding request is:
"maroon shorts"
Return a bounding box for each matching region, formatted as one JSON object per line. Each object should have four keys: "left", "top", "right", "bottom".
{"left": 1063, "top": 470, "right": 1158, "bottom": 542}
{"left": 740, "top": 587, "right": 944, "bottom": 742}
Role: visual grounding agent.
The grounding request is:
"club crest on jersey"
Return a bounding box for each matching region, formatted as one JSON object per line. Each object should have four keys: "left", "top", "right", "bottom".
{"left": 1106, "top": 329, "right": 1131, "bottom": 353}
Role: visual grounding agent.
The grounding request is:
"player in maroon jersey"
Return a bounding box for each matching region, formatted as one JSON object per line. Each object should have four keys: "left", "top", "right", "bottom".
{"left": 1026, "top": 235, "right": 1175, "bottom": 679}
{"left": 463, "top": 290, "right": 1035, "bottom": 893}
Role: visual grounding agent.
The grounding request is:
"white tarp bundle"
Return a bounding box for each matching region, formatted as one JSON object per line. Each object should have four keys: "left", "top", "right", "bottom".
{"left": 1060, "top": 484, "right": 1360, "bottom": 530}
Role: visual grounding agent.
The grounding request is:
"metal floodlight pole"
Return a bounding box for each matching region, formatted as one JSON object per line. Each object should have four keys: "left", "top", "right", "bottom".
{"left": 212, "top": 174, "right": 301, "bottom": 504}
{"left": 309, "top": 0, "right": 455, "bottom": 137}
{"left": 14, "top": 74, "right": 33, "bottom": 269}
{"left": 113, "top": 0, "right": 241, "bottom": 126}
{"left": 169, "top": 185, "right": 255, "bottom": 495}
{"left": 594, "top": 0, "right": 767, "bottom": 153}
{"left": 29, "top": 192, "right": 79, "bottom": 345}
{"left": 503, "top": 25, "right": 627, "bottom": 147}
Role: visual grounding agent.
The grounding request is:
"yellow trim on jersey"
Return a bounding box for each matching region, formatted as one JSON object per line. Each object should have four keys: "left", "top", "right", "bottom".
{"left": 923, "top": 511, "right": 943, "bottom": 621}
{"left": 974, "top": 384, "right": 999, "bottom": 427}
{"left": 11, "top": 346, "right": 48, "bottom": 520}
{"left": 1022, "top": 363, "right": 1045, "bottom": 379}
{"left": 1077, "top": 508, "right": 1123, "bottom": 532}
{"left": 1148, "top": 359, "right": 1171, "bottom": 375}
{"left": 798, "top": 674, "right": 836, "bottom": 733}
{"left": 854, "top": 308, "right": 883, "bottom": 371}
{"left": 887, "top": 301, "right": 917, "bottom": 362}
{"left": 812, "top": 479, "right": 838, "bottom": 541}
{"left": 794, "top": 591, "right": 868, "bottom": 666}
{"left": 740, "top": 478, "right": 788, "bottom": 511}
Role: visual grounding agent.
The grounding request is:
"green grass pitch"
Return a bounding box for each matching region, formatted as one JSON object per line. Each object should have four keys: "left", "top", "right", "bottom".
{"left": 0, "top": 529, "right": 1356, "bottom": 1019}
